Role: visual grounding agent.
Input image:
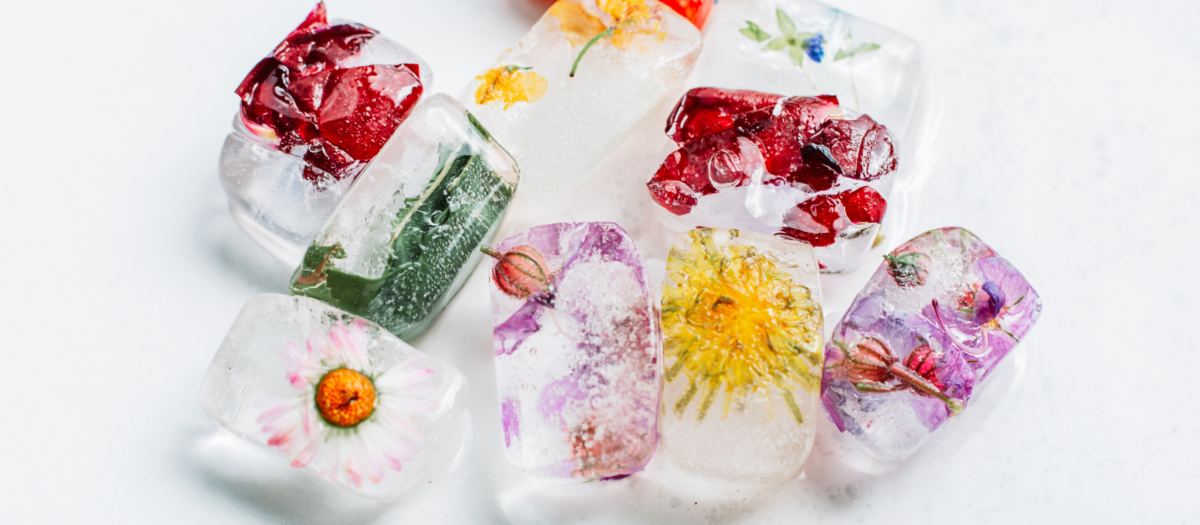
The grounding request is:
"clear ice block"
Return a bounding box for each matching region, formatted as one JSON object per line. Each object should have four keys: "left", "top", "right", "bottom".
{"left": 659, "top": 228, "right": 824, "bottom": 483}
{"left": 220, "top": 2, "right": 432, "bottom": 264}
{"left": 692, "top": 0, "right": 922, "bottom": 139}
{"left": 821, "top": 227, "right": 1042, "bottom": 461}
{"left": 458, "top": 0, "right": 701, "bottom": 200}
{"left": 485, "top": 222, "right": 661, "bottom": 481}
{"left": 289, "top": 94, "right": 519, "bottom": 340}
{"left": 646, "top": 87, "right": 897, "bottom": 272}
{"left": 199, "top": 293, "right": 467, "bottom": 498}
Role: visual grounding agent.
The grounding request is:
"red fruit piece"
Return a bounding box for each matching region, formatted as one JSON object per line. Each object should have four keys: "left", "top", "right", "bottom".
{"left": 902, "top": 345, "right": 945, "bottom": 390}
{"left": 666, "top": 87, "right": 783, "bottom": 143}
{"left": 233, "top": 2, "right": 424, "bottom": 185}
{"left": 841, "top": 186, "right": 887, "bottom": 223}
{"left": 810, "top": 114, "right": 898, "bottom": 181}
{"left": 779, "top": 194, "right": 848, "bottom": 247}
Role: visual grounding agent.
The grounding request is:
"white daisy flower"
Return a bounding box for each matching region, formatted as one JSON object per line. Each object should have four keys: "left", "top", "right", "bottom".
{"left": 256, "top": 319, "right": 440, "bottom": 488}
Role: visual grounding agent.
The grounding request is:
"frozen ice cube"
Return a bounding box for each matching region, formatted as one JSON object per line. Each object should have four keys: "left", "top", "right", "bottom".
{"left": 220, "top": 2, "right": 431, "bottom": 265}
{"left": 821, "top": 227, "right": 1042, "bottom": 461}
{"left": 485, "top": 222, "right": 661, "bottom": 480}
{"left": 458, "top": 0, "right": 701, "bottom": 200}
{"left": 290, "top": 94, "right": 519, "bottom": 341}
{"left": 658, "top": 228, "right": 824, "bottom": 483}
{"left": 199, "top": 293, "right": 467, "bottom": 498}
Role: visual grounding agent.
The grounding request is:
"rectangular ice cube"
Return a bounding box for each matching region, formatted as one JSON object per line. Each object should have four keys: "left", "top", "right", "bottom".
{"left": 221, "top": 2, "right": 431, "bottom": 264}
{"left": 658, "top": 228, "right": 824, "bottom": 483}
{"left": 821, "top": 227, "right": 1042, "bottom": 461}
{"left": 486, "top": 222, "right": 661, "bottom": 480}
{"left": 289, "top": 94, "right": 519, "bottom": 340}
{"left": 646, "top": 87, "right": 897, "bottom": 272}
{"left": 199, "top": 294, "right": 467, "bottom": 498}
{"left": 644, "top": 0, "right": 925, "bottom": 273}
{"left": 458, "top": 0, "right": 701, "bottom": 199}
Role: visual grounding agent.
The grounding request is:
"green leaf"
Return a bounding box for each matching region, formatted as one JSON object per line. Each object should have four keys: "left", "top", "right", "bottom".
{"left": 775, "top": 8, "right": 796, "bottom": 37}
{"left": 739, "top": 21, "right": 772, "bottom": 42}
{"left": 764, "top": 36, "right": 790, "bottom": 51}
{"left": 834, "top": 42, "right": 881, "bottom": 61}
{"left": 788, "top": 44, "right": 806, "bottom": 67}
{"left": 292, "top": 142, "right": 517, "bottom": 339}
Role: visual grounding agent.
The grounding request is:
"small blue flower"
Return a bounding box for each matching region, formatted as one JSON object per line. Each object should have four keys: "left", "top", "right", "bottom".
{"left": 804, "top": 34, "right": 825, "bottom": 63}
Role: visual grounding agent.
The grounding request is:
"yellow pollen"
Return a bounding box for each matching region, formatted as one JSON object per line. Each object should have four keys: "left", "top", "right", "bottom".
{"left": 315, "top": 368, "right": 376, "bottom": 427}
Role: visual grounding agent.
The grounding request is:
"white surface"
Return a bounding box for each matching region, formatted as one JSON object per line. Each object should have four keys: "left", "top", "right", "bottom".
{"left": 1, "top": 0, "right": 1196, "bottom": 523}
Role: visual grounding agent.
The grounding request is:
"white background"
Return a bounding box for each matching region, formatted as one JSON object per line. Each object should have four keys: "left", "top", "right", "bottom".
{"left": 2, "top": 0, "right": 1197, "bottom": 523}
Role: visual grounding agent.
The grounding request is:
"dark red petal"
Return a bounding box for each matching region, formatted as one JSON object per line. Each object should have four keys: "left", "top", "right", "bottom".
{"left": 317, "top": 64, "right": 423, "bottom": 161}
{"left": 666, "top": 87, "right": 783, "bottom": 143}
{"left": 810, "top": 114, "right": 898, "bottom": 181}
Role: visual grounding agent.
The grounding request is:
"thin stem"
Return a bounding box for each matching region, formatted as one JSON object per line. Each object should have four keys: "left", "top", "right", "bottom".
{"left": 480, "top": 246, "right": 504, "bottom": 259}
{"left": 570, "top": 27, "right": 615, "bottom": 78}
{"left": 888, "top": 363, "right": 964, "bottom": 416}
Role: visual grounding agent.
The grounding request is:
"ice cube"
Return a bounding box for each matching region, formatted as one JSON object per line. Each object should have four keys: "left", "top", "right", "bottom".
{"left": 647, "top": 87, "right": 897, "bottom": 272}
{"left": 458, "top": 0, "right": 701, "bottom": 200}
{"left": 199, "top": 293, "right": 467, "bottom": 498}
{"left": 220, "top": 2, "right": 430, "bottom": 264}
{"left": 658, "top": 228, "right": 824, "bottom": 483}
{"left": 820, "top": 227, "right": 1042, "bottom": 461}
{"left": 691, "top": 0, "right": 922, "bottom": 139}
{"left": 644, "top": 0, "right": 924, "bottom": 273}
{"left": 289, "top": 94, "right": 519, "bottom": 341}
{"left": 485, "top": 222, "right": 661, "bottom": 480}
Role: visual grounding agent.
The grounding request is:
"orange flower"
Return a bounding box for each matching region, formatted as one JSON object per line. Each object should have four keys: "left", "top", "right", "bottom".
{"left": 474, "top": 65, "right": 549, "bottom": 110}
{"left": 549, "top": 0, "right": 666, "bottom": 77}
{"left": 550, "top": 1, "right": 606, "bottom": 46}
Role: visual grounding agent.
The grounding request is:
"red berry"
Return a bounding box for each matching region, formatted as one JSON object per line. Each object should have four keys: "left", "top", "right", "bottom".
{"left": 840, "top": 186, "right": 887, "bottom": 224}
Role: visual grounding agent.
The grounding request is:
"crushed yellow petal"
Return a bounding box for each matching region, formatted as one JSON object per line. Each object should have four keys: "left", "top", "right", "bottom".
{"left": 474, "top": 65, "right": 550, "bottom": 110}
{"left": 661, "top": 230, "right": 822, "bottom": 425}
{"left": 550, "top": 1, "right": 606, "bottom": 46}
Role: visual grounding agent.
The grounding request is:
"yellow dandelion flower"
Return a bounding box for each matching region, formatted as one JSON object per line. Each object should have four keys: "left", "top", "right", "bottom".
{"left": 661, "top": 230, "right": 823, "bottom": 425}
{"left": 474, "top": 65, "right": 549, "bottom": 110}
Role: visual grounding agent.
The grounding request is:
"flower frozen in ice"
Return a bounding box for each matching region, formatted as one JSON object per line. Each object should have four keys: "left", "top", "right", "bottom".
{"left": 662, "top": 229, "right": 823, "bottom": 425}
{"left": 257, "top": 320, "right": 439, "bottom": 487}
{"left": 740, "top": 8, "right": 825, "bottom": 68}
{"left": 552, "top": 0, "right": 666, "bottom": 77}
{"left": 474, "top": 64, "right": 549, "bottom": 110}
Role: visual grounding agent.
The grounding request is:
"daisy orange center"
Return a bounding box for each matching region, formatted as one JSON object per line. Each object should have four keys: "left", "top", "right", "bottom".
{"left": 315, "top": 368, "right": 376, "bottom": 427}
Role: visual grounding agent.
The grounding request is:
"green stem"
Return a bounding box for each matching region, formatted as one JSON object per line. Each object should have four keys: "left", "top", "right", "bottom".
{"left": 480, "top": 246, "right": 503, "bottom": 260}
{"left": 888, "top": 363, "right": 964, "bottom": 416}
{"left": 570, "top": 27, "right": 615, "bottom": 78}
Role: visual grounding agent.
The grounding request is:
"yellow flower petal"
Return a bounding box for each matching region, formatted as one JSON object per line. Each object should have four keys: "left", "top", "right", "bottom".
{"left": 550, "top": 1, "right": 607, "bottom": 47}
{"left": 662, "top": 230, "right": 822, "bottom": 424}
{"left": 598, "top": 0, "right": 653, "bottom": 25}
{"left": 474, "top": 66, "right": 549, "bottom": 110}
